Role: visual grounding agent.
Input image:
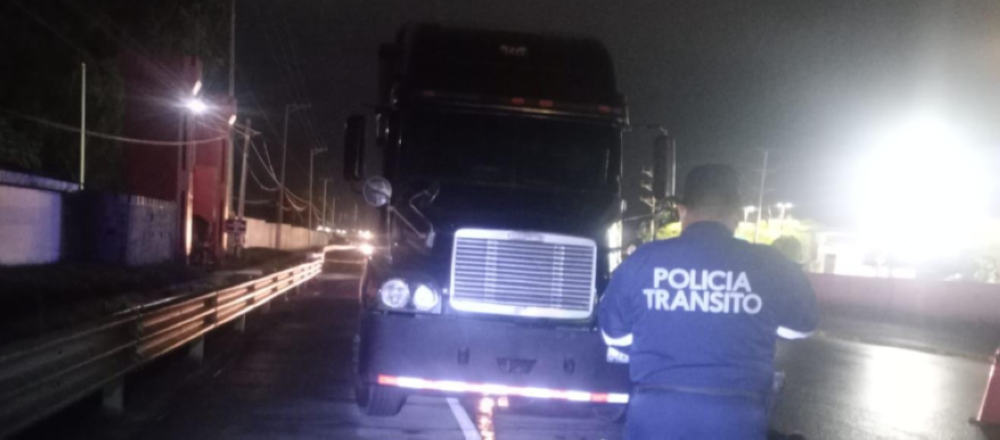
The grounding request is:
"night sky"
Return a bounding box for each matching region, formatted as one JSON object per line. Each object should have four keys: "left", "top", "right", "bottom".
{"left": 237, "top": 0, "right": 1000, "bottom": 227}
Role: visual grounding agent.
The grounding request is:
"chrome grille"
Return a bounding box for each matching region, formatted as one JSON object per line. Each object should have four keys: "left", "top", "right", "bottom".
{"left": 449, "top": 229, "right": 596, "bottom": 319}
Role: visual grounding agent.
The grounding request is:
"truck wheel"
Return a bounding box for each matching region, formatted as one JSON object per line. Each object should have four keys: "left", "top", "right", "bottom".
{"left": 591, "top": 404, "right": 627, "bottom": 422}
{"left": 356, "top": 383, "right": 407, "bottom": 416}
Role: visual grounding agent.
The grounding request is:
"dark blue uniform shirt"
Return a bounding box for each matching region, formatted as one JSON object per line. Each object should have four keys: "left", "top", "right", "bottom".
{"left": 599, "top": 221, "right": 819, "bottom": 394}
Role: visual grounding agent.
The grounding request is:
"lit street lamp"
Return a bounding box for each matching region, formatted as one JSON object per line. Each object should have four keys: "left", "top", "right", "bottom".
{"left": 775, "top": 202, "right": 793, "bottom": 220}
{"left": 855, "top": 111, "right": 991, "bottom": 262}
{"left": 185, "top": 98, "right": 208, "bottom": 114}
{"left": 743, "top": 206, "right": 757, "bottom": 222}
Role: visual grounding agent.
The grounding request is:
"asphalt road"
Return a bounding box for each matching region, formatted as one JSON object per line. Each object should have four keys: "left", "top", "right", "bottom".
{"left": 15, "top": 269, "right": 1000, "bottom": 440}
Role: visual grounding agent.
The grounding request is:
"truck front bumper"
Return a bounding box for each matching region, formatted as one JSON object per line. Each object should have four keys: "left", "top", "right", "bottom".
{"left": 357, "top": 312, "right": 630, "bottom": 403}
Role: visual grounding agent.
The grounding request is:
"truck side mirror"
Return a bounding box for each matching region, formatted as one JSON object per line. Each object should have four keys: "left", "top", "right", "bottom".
{"left": 343, "top": 115, "right": 366, "bottom": 181}
{"left": 652, "top": 134, "right": 676, "bottom": 199}
{"left": 362, "top": 176, "right": 392, "bottom": 207}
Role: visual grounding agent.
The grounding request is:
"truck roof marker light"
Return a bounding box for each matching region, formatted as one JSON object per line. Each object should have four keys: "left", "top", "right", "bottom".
{"left": 374, "top": 374, "right": 629, "bottom": 404}
{"left": 539, "top": 99, "right": 554, "bottom": 108}
{"left": 597, "top": 105, "right": 612, "bottom": 114}
{"left": 511, "top": 97, "right": 526, "bottom": 105}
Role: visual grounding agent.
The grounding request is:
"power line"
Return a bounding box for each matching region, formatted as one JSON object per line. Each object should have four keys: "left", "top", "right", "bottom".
{"left": 247, "top": 161, "right": 278, "bottom": 192}
{"left": 248, "top": 139, "right": 278, "bottom": 180}
{"left": 2, "top": 109, "right": 230, "bottom": 146}
{"left": 255, "top": 1, "right": 327, "bottom": 152}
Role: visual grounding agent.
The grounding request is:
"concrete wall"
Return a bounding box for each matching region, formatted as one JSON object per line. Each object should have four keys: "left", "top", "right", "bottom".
{"left": 809, "top": 273, "right": 1000, "bottom": 324}
{"left": 0, "top": 185, "right": 63, "bottom": 265}
{"left": 123, "top": 196, "right": 177, "bottom": 265}
{"left": 64, "top": 192, "right": 177, "bottom": 266}
{"left": 244, "top": 218, "right": 328, "bottom": 250}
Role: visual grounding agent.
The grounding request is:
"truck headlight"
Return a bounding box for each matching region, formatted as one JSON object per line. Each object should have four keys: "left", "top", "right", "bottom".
{"left": 412, "top": 284, "right": 440, "bottom": 311}
{"left": 379, "top": 279, "right": 410, "bottom": 309}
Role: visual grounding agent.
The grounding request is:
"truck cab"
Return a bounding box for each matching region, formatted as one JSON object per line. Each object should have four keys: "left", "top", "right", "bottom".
{"left": 345, "top": 23, "right": 630, "bottom": 416}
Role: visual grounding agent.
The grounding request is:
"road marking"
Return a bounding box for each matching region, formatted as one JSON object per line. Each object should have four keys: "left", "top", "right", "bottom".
{"left": 446, "top": 397, "right": 481, "bottom": 440}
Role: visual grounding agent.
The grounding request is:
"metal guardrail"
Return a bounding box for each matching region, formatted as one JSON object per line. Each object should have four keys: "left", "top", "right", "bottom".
{"left": 0, "top": 259, "right": 323, "bottom": 438}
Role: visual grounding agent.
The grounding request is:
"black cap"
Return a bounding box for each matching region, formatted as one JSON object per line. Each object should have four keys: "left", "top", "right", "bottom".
{"left": 680, "top": 164, "right": 742, "bottom": 209}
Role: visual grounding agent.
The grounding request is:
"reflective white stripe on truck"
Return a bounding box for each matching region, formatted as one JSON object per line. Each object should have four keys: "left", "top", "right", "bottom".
{"left": 377, "top": 375, "right": 629, "bottom": 404}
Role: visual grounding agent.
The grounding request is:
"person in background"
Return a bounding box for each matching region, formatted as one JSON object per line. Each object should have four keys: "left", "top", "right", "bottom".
{"left": 600, "top": 164, "right": 818, "bottom": 439}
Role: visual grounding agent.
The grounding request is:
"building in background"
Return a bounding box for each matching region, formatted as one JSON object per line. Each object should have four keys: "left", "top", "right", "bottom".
{"left": 119, "top": 54, "right": 234, "bottom": 264}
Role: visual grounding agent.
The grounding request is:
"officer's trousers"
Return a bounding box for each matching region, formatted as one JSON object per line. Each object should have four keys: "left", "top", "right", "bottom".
{"left": 627, "top": 389, "right": 768, "bottom": 440}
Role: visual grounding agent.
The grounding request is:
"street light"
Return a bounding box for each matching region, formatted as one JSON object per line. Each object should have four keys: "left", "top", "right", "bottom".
{"left": 775, "top": 202, "right": 793, "bottom": 220}
{"left": 743, "top": 206, "right": 757, "bottom": 222}
{"left": 855, "top": 111, "right": 991, "bottom": 261}
{"left": 185, "top": 98, "right": 208, "bottom": 114}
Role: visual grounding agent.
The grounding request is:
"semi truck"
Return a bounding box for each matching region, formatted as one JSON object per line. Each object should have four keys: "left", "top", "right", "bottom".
{"left": 343, "top": 23, "right": 637, "bottom": 417}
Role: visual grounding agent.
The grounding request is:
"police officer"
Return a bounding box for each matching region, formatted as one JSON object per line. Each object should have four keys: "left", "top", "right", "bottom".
{"left": 599, "top": 164, "right": 818, "bottom": 439}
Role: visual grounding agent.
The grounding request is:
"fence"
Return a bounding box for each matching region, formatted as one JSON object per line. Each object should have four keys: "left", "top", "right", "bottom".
{"left": 63, "top": 192, "right": 177, "bottom": 266}
{"left": 808, "top": 273, "right": 1000, "bottom": 324}
{"left": 244, "top": 217, "right": 328, "bottom": 250}
{"left": 0, "top": 258, "right": 323, "bottom": 438}
{"left": 0, "top": 171, "right": 78, "bottom": 266}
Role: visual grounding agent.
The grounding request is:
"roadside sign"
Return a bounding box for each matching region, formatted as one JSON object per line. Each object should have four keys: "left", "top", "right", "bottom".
{"left": 225, "top": 218, "right": 247, "bottom": 234}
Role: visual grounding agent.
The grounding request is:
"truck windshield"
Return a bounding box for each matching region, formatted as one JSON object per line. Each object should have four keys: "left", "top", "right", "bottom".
{"left": 400, "top": 110, "right": 617, "bottom": 190}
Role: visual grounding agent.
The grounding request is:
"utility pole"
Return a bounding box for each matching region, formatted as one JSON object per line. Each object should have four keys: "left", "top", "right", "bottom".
{"left": 228, "top": 0, "right": 236, "bottom": 98}
{"left": 224, "top": 0, "right": 237, "bottom": 246}
{"left": 754, "top": 149, "right": 769, "bottom": 243}
{"left": 79, "top": 62, "right": 86, "bottom": 190}
{"left": 320, "top": 178, "right": 330, "bottom": 229}
{"left": 276, "top": 103, "right": 309, "bottom": 249}
{"left": 237, "top": 121, "right": 252, "bottom": 218}
{"left": 331, "top": 197, "right": 337, "bottom": 228}
{"left": 235, "top": 119, "right": 252, "bottom": 257}
{"left": 308, "top": 147, "right": 327, "bottom": 230}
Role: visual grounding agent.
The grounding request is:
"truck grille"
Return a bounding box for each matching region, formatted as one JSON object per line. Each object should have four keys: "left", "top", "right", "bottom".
{"left": 449, "top": 229, "right": 596, "bottom": 319}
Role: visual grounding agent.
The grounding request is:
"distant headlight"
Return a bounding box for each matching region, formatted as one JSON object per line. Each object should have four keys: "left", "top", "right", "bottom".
{"left": 359, "top": 243, "right": 375, "bottom": 256}
{"left": 412, "top": 284, "right": 440, "bottom": 311}
{"left": 379, "top": 279, "right": 410, "bottom": 309}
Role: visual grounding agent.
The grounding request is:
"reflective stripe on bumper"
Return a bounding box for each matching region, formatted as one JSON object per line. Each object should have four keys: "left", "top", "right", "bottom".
{"left": 377, "top": 374, "right": 629, "bottom": 404}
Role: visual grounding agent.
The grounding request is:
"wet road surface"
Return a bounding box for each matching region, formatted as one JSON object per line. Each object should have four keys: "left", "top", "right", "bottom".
{"left": 14, "top": 269, "right": 1000, "bottom": 440}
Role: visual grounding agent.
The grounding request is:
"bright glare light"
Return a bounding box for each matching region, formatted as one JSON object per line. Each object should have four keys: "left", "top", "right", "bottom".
{"left": 359, "top": 230, "right": 373, "bottom": 240}
{"left": 359, "top": 243, "right": 374, "bottom": 256}
{"left": 412, "top": 285, "right": 439, "bottom": 311}
{"left": 855, "top": 111, "right": 991, "bottom": 261}
{"left": 185, "top": 98, "right": 208, "bottom": 114}
{"left": 228, "top": 114, "right": 237, "bottom": 126}
{"left": 744, "top": 206, "right": 757, "bottom": 213}
{"left": 478, "top": 397, "right": 495, "bottom": 415}
{"left": 192, "top": 80, "right": 202, "bottom": 96}
{"left": 860, "top": 345, "right": 943, "bottom": 434}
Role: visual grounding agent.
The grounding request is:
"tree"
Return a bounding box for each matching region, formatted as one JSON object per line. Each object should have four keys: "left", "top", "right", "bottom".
{"left": 0, "top": 0, "right": 229, "bottom": 188}
{"left": 771, "top": 236, "right": 804, "bottom": 263}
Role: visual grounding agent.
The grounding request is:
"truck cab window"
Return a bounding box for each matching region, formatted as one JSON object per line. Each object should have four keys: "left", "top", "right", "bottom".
{"left": 401, "top": 110, "right": 616, "bottom": 190}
